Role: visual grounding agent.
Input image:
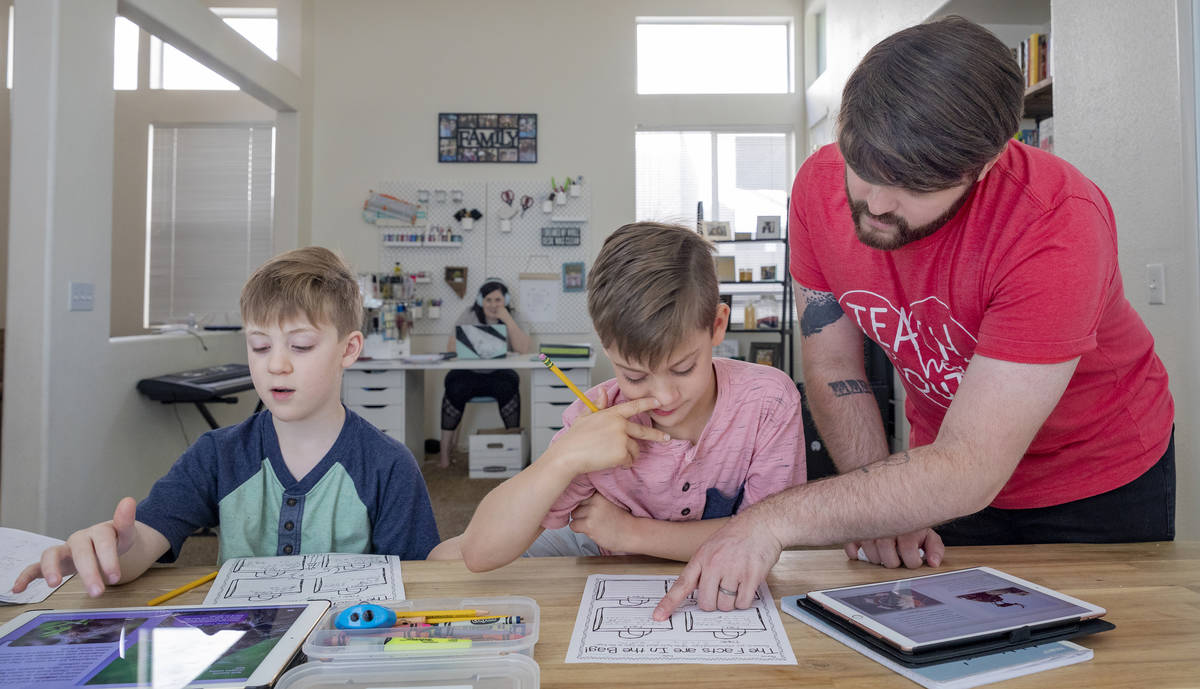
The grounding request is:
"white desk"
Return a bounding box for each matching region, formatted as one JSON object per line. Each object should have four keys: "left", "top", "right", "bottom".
{"left": 343, "top": 353, "right": 597, "bottom": 462}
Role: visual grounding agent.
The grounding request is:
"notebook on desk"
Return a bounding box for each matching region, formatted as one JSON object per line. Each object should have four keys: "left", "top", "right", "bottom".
{"left": 455, "top": 324, "right": 508, "bottom": 359}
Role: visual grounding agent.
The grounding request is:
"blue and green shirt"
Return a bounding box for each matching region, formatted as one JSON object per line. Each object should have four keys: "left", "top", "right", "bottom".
{"left": 138, "top": 408, "right": 439, "bottom": 562}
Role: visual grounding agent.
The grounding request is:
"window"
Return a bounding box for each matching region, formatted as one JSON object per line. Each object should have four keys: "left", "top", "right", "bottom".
{"left": 636, "top": 130, "right": 791, "bottom": 231}
{"left": 149, "top": 8, "right": 277, "bottom": 90}
{"left": 6, "top": 10, "right": 139, "bottom": 89}
{"left": 146, "top": 124, "right": 275, "bottom": 327}
{"left": 636, "top": 19, "right": 792, "bottom": 94}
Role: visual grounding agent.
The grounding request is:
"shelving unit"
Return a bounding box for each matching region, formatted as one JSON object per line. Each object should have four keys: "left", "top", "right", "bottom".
{"left": 712, "top": 236, "right": 794, "bottom": 377}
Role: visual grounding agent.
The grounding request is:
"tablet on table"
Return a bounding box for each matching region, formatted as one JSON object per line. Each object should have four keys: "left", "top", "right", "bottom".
{"left": 805, "top": 566, "right": 1107, "bottom": 655}
{"left": 0, "top": 601, "right": 329, "bottom": 689}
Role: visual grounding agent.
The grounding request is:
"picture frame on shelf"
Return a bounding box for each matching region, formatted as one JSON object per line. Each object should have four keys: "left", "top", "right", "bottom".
{"left": 702, "top": 220, "right": 732, "bottom": 240}
{"left": 760, "top": 265, "right": 778, "bottom": 281}
{"left": 562, "top": 261, "right": 586, "bottom": 292}
{"left": 749, "top": 341, "right": 783, "bottom": 369}
{"left": 715, "top": 256, "right": 736, "bottom": 282}
{"left": 756, "top": 215, "right": 782, "bottom": 239}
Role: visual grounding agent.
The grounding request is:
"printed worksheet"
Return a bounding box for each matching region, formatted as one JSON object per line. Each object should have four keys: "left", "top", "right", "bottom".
{"left": 202, "top": 553, "right": 404, "bottom": 605}
{"left": 0, "top": 527, "right": 72, "bottom": 604}
{"left": 565, "top": 574, "right": 797, "bottom": 665}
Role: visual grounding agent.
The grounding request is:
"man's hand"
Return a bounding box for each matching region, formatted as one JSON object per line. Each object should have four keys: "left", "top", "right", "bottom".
{"left": 653, "top": 513, "right": 783, "bottom": 620}
{"left": 844, "top": 528, "right": 944, "bottom": 569}
{"left": 546, "top": 387, "right": 669, "bottom": 475}
{"left": 569, "top": 493, "right": 635, "bottom": 552}
{"left": 12, "top": 497, "right": 141, "bottom": 597}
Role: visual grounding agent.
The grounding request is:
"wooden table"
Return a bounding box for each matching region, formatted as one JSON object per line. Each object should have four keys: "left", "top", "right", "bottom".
{"left": 4, "top": 543, "right": 1199, "bottom": 688}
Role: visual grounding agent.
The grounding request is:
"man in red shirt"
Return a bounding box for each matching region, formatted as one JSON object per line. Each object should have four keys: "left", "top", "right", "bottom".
{"left": 655, "top": 15, "right": 1174, "bottom": 620}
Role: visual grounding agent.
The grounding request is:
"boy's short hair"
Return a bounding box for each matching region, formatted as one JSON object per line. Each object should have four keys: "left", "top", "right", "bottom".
{"left": 588, "top": 222, "right": 718, "bottom": 369}
{"left": 240, "top": 246, "right": 362, "bottom": 338}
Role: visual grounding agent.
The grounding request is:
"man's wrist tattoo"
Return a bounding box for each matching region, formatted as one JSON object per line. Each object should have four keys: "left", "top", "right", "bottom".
{"left": 828, "top": 379, "right": 871, "bottom": 397}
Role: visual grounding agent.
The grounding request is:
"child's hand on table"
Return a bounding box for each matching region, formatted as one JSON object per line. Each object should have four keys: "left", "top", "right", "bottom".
{"left": 12, "top": 497, "right": 141, "bottom": 597}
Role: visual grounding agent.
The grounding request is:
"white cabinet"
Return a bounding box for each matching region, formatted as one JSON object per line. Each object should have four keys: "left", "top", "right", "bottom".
{"left": 342, "top": 368, "right": 423, "bottom": 450}
{"left": 530, "top": 365, "right": 591, "bottom": 461}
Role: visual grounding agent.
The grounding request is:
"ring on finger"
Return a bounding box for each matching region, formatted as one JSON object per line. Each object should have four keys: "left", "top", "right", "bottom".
{"left": 717, "top": 585, "right": 738, "bottom": 597}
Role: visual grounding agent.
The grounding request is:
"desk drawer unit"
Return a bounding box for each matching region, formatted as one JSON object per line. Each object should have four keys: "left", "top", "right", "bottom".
{"left": 530, "top": 364, "right": 590, "bottom": 461}
{"left": 343, "top": 367, "right": 422, "bottom": 452}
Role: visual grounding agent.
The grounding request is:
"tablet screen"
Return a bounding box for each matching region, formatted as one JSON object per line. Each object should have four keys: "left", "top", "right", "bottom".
{"left": 0, "top": 603, "right": 317, "bottom": 689}
{"left": 807, "top": 567, "right": 1104, "bottom": 651}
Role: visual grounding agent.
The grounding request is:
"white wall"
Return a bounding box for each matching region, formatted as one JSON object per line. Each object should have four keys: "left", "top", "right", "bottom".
{"left": 809, "top": 0, "right": 1200, "bottom": 537}
{"left": 304, "top": 0, "right": 807, "bottom": 441}
{"left": 1052, "top": 0, "right": 1199, "bottom": 538}
{"left": 1, "top": 0, "right": 295, "bottom": 536}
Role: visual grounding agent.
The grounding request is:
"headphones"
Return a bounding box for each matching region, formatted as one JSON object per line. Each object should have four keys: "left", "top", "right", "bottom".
{"left": 476, "top": 277, "right": 511, "bottom": 307}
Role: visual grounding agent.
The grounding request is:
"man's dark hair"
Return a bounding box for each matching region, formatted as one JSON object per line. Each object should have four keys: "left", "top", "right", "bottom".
{"left": 837, "top": 16, "right": 1024, "bottom": 192}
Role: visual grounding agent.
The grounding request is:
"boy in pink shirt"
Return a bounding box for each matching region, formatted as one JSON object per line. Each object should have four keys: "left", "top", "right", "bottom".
{"left": 442, "top": 222, "right": 805, "bottom": 570}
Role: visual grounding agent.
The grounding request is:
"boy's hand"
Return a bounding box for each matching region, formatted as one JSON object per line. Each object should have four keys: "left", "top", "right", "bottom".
{"left": 12, "top": 497, "right": 141, "bottom": 597}
{"left": 548, "top": 388, "right": 669, "bottom": 475}
{"left": 569, "top": 493, "right": 636, "bottom": 552}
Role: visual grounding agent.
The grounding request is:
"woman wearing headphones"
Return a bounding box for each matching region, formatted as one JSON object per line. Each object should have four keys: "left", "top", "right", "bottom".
{"left": 439, "top": 278, "right": 533, "bottom": 468}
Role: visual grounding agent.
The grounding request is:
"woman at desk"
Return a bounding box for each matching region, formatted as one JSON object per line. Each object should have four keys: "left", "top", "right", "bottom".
{"left": 440, "top": 278, "right": 532, "bottom": 468}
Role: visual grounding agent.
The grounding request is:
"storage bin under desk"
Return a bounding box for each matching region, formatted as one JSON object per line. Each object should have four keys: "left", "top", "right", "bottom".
{"left": 342, "top": 367, "right": 423, "bottom": 454}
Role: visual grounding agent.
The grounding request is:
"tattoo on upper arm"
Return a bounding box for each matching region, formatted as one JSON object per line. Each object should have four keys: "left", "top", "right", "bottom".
{"left": 860, "top": 451, "right": 912, "bottom": 474}
{"left": 799, "top": 288, "right": 845, "bottom": 337}
{"left": 828, "top": 379, "right": 871, "bottom": 397}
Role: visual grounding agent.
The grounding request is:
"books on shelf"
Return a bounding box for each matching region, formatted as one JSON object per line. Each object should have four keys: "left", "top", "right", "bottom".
{"left": 1015, "top": 117, "right": 1039, "bottom": 147}
{"left": 1018, "top": 32, "right": 1051, "bottom": 88}
{"left": 1038, "top": 117, "right": 1055, "bottom": 153}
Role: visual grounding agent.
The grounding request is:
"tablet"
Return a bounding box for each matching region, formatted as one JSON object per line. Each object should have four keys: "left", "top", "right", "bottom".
{"left": 806, "top": 567, "right": 1105, "bottom": 653}
{"left": 0, "top": 600, "right": 329, "bottom": 689}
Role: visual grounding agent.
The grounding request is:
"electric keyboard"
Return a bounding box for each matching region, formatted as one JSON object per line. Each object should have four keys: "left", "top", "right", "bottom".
{"left": 137, "top": 364, "right": 255, "bottom": 403}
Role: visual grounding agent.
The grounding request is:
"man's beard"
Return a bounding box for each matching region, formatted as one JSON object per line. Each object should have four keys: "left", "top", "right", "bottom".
{"left": 847, "top": 181, "right": 975, "bottom": 250}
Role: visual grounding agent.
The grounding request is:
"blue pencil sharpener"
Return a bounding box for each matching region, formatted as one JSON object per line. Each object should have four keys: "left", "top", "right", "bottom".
{"left": 334, "top": 603, "right": 397, "bottom": 630}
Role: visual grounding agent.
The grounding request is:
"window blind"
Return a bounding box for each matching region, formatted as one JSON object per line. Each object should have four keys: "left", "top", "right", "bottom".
{"left": 146, "top": 123, "right": 274, "bottom": 327}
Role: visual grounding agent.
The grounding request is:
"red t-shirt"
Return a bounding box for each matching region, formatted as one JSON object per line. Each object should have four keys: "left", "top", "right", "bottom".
{"left": 789, "top": 142, "right": 1173, "bottom": 509}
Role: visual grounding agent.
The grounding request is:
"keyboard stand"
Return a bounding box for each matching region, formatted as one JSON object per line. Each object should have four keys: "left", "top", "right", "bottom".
{"left": 191, "top": 397, "right": 265, "bottom": 430}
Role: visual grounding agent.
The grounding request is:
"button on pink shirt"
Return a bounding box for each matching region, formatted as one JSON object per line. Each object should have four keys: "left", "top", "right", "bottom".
{"left": 541, "top": 357, "right": 806, "bottom": 554}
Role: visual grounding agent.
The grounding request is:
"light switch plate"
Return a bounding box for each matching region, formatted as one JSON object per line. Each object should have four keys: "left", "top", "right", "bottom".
{"left": 69, "top": 281, "right": 94, "bottom": 312}
{"left": 1146, "top": 264, "right": 1165, "bottom": 305}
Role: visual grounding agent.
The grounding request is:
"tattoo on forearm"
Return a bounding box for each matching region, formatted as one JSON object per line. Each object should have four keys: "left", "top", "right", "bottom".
{"left": 828, "top": 379, "right": 871, "bottom": 397}
{"left": 800, "top": 290, "right": 844, "bottom": 336}
{"left": 860, "top": 451, "right": 912, "bottom": 474}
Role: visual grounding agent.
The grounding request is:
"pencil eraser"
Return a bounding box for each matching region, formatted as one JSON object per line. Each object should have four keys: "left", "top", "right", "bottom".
{"left": 538, "top": 353, "right": 547, "bottom": 360}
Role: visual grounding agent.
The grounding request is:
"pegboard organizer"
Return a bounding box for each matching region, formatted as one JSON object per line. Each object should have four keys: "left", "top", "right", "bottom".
{"left": 372, "top": 178, "right": 592, "bottom": 334}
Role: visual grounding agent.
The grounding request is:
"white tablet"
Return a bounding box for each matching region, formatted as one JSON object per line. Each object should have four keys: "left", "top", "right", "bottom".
{"left": 806, "top": 566, "right": 1106, "bottom": 653}
{"left": 0, "top": 600, "right": 329, "bottom": 689}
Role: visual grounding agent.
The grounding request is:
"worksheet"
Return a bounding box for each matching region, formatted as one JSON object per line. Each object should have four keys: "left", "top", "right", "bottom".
{"left": 202, "top": 553, "right": 404, "bottom": 605}
{"left": 0, "top": 527, "right": 72, "bottom": 605}
{"left": 565, "top": 574, "right": 797, "bottom": 665}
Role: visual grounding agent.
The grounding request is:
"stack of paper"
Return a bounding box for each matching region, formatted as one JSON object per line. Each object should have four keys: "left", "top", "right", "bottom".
{"left": 1, "top": 526, "right": 73, "bottom": 604}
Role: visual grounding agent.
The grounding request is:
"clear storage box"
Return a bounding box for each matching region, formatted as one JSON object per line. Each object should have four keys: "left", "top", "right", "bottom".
{"left": 275, "top": 654, "right": 539, "bottom": 689}
{"left": 302, "top": 596, "right": 539, "bottom": 662}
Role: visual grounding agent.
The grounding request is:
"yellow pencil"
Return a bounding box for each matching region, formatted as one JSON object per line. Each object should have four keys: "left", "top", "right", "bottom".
{"left": 539, "top": 353, "right": 599, "bottom": 412}
{"left": 146, "top": 570, "right": 218, "bottom": 606}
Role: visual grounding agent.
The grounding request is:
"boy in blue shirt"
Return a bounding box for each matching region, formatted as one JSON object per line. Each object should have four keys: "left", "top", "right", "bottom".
{"left": 14, "top": 247, "right": 439, "bottom": 598}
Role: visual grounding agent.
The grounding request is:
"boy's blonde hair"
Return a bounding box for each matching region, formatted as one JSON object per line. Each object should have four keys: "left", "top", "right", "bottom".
{"left": 588, "top": 222, "right": 718, "bottom": 369}
{"left": 240, "top": 246, "right": 362, "bottom": 338}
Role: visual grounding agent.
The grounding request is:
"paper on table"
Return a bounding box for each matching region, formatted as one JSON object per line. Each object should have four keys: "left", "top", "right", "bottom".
{"left": 565, "top": 574, "right": 797, "bottom": 665}
{"left": 0, "top": 526, "right": 72, "bottom": 604}
{"left": 780, "top": 595, "right": 1092, "bottom": 689}
{"left": 202, "top": 553, "right": 404, "bottom": 606}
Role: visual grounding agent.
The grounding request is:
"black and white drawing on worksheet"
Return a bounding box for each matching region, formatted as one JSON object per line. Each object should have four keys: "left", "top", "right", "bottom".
{"left": 202, "top": 553, "right": 405, "bottom": 605}
{"left": 566, "top": 574, "right": 797, "bottom": 665}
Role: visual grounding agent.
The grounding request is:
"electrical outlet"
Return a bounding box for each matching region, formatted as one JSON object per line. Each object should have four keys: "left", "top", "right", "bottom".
{"left": 1146, "top": 264, "right": 1166, "bottom": 305}
{"left": 69, "top": 281, "right": 94, "bottom": 312}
